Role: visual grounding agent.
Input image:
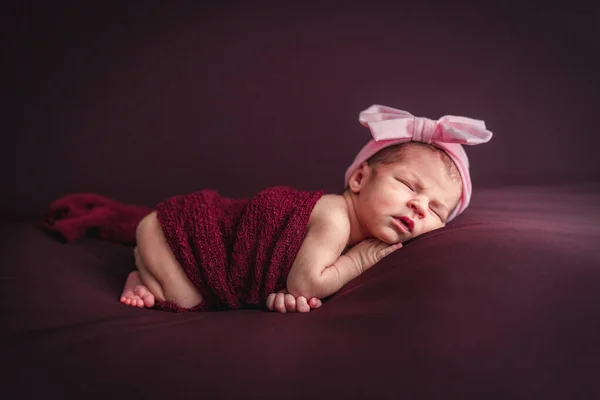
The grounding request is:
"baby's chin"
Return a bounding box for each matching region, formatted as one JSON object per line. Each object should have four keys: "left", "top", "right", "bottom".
{"left": 375, "top": 226, "right": 408, "bottom": 245}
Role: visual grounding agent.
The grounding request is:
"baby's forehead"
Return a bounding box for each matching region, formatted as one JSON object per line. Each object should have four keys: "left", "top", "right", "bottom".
{"left": 388, "top": 150, "right": 462, "bottom": 199}
{"left": 389, "top": 146, "right": 447, "bottom": 171}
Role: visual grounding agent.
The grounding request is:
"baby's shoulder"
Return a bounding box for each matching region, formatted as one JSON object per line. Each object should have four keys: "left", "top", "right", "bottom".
{"left": 312, "top": 194, "right": 346, "bottom": 213}
{"left": 309, "top": 194, "right": 350, "bottom": 230}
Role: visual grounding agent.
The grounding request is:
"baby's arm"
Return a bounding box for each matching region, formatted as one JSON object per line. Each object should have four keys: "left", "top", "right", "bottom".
{"left": 285, "top": 196, "right": 401, "bottom": 301}
{"left": 285, "top": 196, "right": 348, "bottom": 300}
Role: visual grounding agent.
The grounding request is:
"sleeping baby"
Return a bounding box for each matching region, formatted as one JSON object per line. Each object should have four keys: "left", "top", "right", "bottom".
{"left": 119, "top": 104, "right": 493, "bottom": 313}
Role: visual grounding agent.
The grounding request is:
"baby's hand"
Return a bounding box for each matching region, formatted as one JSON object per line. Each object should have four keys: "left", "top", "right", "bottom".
{"left": 266, "top": 289, "right": 322, "bottom": 313}
{"left": 344, "top": 238, "right": 402, "bottom": 274}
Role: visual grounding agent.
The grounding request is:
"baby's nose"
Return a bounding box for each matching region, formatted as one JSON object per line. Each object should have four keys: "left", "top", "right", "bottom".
{"left": 409, "top": 201, "right": 425, "bottom": 216}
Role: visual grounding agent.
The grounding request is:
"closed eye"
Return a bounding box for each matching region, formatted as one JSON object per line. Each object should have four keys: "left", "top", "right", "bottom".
{"left": 397, "top": 178, "right": 415, "bottom": 191}
{"left": 429, "top": 206, "right": 442, "bottom": 221}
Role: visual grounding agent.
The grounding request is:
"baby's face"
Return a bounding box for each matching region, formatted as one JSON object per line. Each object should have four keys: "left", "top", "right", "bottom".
{"left": 350, "top": 147, "right": 462, "bottom": 244}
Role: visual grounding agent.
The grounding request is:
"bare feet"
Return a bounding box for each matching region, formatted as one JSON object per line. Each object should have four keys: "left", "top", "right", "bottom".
{"left": 120, "top": 271, "right": 155, "bottom": 308}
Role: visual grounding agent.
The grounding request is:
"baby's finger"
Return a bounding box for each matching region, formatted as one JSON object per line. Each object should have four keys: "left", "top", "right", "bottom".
{"left": 284, "top": 294, "right": 297, "bottom": 312}
{"left": 266, "top": 293, "right": 276, "bottom": 311}
{"left": 296, "top": 296, "right": 310, "bottom": 313}
{"left": 376, "top": 242, "right": 403, "bottom": 259}
{"left": 308, "top": 297, "right": 322, "bottom": 309}
{"left": 274, "top": 293, "right": 287, "bottom": 313}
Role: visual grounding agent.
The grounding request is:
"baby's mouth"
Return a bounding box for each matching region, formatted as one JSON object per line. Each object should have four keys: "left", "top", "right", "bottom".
{"left": 395, "top": 216, "right": 414, "bottom": 233}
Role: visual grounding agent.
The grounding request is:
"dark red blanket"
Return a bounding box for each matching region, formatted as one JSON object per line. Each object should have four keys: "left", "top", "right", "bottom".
{"left": 42, "top": 187, "right": 324, "bottom": 312}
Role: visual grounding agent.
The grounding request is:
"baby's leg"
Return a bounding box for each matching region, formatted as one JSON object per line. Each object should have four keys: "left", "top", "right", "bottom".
{"left": 121, "top": 211, "right": 203, "bottom": 309}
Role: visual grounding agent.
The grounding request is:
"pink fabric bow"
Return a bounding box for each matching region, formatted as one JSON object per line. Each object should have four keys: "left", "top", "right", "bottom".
{"left": 359, "top": 104, "right": 492, "bottom": 146}
{"left": 345, "top": 105, "right": 493, "bottom": 222}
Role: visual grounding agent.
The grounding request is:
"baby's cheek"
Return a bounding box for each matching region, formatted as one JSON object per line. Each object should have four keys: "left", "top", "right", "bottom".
{"left": 372, "top": 190, "right": 392, "bottom": 205}
{"left": 420, "top": 220, "right": 442, "bottom": 236}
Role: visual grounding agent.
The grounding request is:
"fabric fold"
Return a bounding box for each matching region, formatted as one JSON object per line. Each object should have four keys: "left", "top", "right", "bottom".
{"left": 42, "top": 187, "right": 324, "bottom": 312}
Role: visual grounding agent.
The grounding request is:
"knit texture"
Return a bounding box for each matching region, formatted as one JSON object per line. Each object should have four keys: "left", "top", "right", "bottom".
{"left": 153, "top": 186, "right": 324, "bottom": 312}
{"left": 41, "top": 192, "right": 152, "bottom": 245}
{"left": 42, "top": 187, "right": 324, "bottom": 312}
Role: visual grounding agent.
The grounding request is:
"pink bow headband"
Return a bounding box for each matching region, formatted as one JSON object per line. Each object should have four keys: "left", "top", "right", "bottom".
{"left": 344, "top": 105, "right": 493, "bottom": 222}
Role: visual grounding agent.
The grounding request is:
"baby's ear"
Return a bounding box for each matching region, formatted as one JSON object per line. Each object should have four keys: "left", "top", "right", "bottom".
{"left": 348, "top": 162, "right": 369, "bottom": 193}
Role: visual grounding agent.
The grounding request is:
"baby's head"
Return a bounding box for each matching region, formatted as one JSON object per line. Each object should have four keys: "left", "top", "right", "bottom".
{"left": 369, "top": 141, "right": 462, "bottom": 186}
{"left": 344, "top": 105, "right": 493, "bottom": 243}
{"left": 368, "top": 141, "right": 463, "bottom": 213}
{"left": 346, "top": 141, "right": 463, "bottom": 243}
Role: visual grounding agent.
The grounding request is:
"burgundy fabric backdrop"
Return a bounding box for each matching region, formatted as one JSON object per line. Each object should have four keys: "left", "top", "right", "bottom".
{"left": 3, "top": 1, "right": 600, "bottom": 216}
{"left": 3, "top": 2, "right": 600, "bottom": 400}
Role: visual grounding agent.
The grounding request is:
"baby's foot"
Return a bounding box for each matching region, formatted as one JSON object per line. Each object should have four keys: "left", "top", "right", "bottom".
{"left": 120, "top": 271, "right": 155, "bottom": 308}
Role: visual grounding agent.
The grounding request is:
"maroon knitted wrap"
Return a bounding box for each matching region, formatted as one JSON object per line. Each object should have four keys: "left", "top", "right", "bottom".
{"left": 42, "top": 187, "right": 324, "bottom": 312}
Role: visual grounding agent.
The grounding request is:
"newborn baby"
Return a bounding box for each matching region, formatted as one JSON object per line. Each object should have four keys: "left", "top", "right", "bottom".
{"left": 120, "top": 105, "right": 493, "bottom": 313}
